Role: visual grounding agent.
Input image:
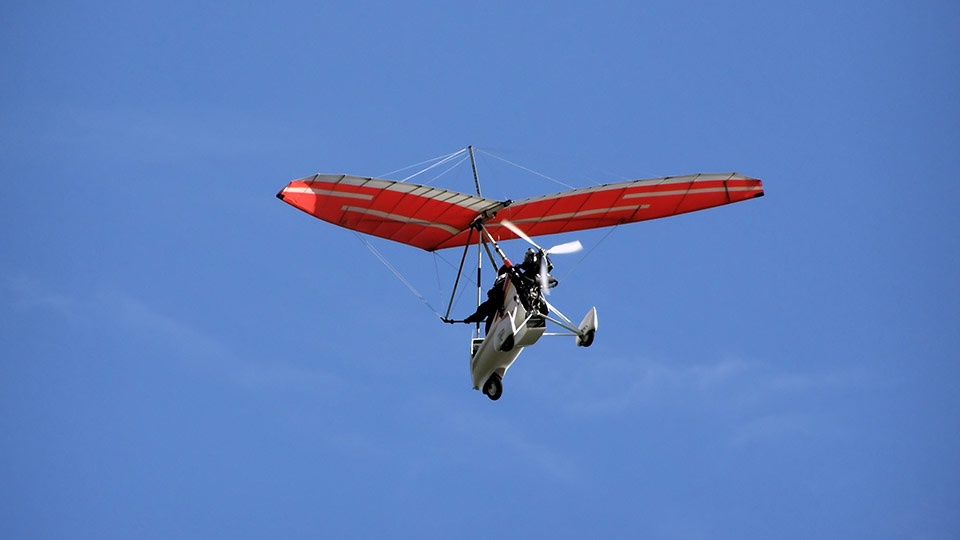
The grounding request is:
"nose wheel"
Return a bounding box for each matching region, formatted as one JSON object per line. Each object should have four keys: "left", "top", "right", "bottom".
{"left": 482, "top": 373, "right": 503, "bottom": 401}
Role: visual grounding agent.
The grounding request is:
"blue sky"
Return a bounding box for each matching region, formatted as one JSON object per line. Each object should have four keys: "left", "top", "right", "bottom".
{"left": 2, "top": 1, "right": 958, "bottom": 538}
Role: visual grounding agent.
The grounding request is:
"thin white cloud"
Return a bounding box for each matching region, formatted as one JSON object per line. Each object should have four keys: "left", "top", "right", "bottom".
{"left": 441, "top": 406, "right": 584, "bottom": 486}
{"left": 539, "top": 356, "right": 751, "bottom": 417}
{"left": 3, "top": 274, "right": 342, "bottom": 393}
{"left": 110, "top": 291, "right": 345, "bottom": 393}
{"left": 727, "top": 412, "right": 818, "bottom": 448}
{"left": 531, "top": 352, "right": 871, "bottom": 452}
{"left": 553, "top": 354, "right": 866, "bottom": 415}
{"left": 4, "top": 273, "right": 80, "bottom": 321}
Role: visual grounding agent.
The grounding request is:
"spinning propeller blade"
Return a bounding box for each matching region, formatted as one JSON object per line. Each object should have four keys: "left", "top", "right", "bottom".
{"left": 539, "top": 256, "right": 551, "bottom": 295}
{"left": 545, "top": 240, "right": 583, "bottom": 255}
{"left": 500, "top": 220, "right": 582, "bottom": 295}
{"left": 499, "top": 220, "right": 542, "bottom": 250}
{"left": 500, "top": 221, "right": 583, "bottom": 255}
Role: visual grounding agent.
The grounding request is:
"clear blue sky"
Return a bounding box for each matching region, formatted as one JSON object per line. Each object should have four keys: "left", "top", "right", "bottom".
{"left": 3, "top": 1, "right": 958, "bottom": 538}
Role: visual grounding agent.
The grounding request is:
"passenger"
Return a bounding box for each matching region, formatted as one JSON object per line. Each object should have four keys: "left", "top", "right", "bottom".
{"left": 462, "top": 270, "right": 507, "bottom": 333}
{"left": 464, "top": 287, "right": 499, "bottom": 325}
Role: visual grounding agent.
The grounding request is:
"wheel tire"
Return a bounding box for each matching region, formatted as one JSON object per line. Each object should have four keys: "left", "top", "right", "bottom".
{"left": 579, "top": 329, "right": 595, "bottom": 348}
{"left": 483, "top": 373, "right": 503, "bottom": 401}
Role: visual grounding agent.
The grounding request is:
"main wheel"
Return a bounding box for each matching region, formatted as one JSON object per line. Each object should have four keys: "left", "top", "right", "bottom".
{"left": 482, "top": 373, "right": 503, "bottom": 401}
{"left": 579, "top": 329, "right": 595, "bottom": 347}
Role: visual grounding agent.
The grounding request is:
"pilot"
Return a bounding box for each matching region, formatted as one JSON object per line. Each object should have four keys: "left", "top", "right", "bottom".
{"left": 518, "top": 248, "right": 541, "bottom": 279}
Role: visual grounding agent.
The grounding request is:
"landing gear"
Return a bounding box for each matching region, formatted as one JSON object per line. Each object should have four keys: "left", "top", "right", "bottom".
{"left": 482, "top": 373, "right": 503, "bottom": 401}
{"left": 578, "top": 329, "right": 595, "bottom": 347}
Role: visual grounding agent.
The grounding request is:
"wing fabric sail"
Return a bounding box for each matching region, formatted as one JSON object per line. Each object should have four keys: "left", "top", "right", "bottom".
{"left": 441, "top": 173, "right": 763, "bottom": 249}
{"left": 277, "top": 174, "right": 500, "bottom": 251}
{"left": 278, "top": 172, "right": 763, "bottom": 251}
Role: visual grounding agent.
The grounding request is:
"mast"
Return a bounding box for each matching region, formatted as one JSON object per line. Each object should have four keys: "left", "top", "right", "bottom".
{"left": 469, "top": 146, "right": 483, "bottom": 336}
{"left": 468, "top": 145, "right": 483, "bottom": 198}
{"left": 476, "top": 231, "right": 482, "bottom": 337}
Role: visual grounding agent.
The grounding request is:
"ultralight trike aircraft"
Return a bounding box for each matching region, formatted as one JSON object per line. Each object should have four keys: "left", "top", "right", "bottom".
{"left": 277, "top": 147, "right": 763, "bottom": 400}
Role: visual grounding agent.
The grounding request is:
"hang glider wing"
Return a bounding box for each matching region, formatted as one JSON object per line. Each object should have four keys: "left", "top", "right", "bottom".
{"left": 278, "top": 172, "right": 763, "bottom": 251}
{"left": 276, "top": 174, "right": 503, "bottom": 251}
{"left": 446, "top": 173, "right": 764, "bottom": 249}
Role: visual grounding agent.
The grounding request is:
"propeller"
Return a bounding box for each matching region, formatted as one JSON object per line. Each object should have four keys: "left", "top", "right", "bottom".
{"left": 499, "top": 220, "right": 583, "bottom": 294}
{"left": 499, "top": 220, "right": 583, "bottom": 255}
{"left": 544, "top": 239, "right": 584, "bottom": 255}
{"left": 499, "top": 219, "right": 540, "bottom": 249}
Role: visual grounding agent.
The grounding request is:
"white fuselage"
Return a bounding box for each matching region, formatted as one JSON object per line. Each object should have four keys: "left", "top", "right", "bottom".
{"left": 469, "top": 275, "right": 546, "bottom": 390}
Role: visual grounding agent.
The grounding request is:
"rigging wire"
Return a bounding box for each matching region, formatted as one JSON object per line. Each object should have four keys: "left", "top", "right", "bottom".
{"left": 556, "top": 223, "right": 621, "bottom": 282}
{"left": 419, "top": 154, "right": 470, "bottom": 186}
{"left": 476, "top": 147, "right": 575, "bottom": 190}
{"left": 401, "top": 148, "right": 469, "bottom": 182}
{"left": 433, "top": 250, "right": 480, "bottom": 311}
{"left": 352, "top": 232, "right": 444, "bottom": 319}
{"left": 432, "top": 253, "right": 444, "bottom": 311}
{"left": 376, "top": 148, "right": 467, "bottom": 179}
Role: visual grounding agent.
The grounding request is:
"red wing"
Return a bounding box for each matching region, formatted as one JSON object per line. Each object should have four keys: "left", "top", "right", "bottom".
{"left": 277, "top": 174, "right": 501, "bottom": 251}
{"left": 279, "top": 173, "right": 763, "bottom": 251}
{"left": 442, "top": 173, "right": 763, "bottom": 247}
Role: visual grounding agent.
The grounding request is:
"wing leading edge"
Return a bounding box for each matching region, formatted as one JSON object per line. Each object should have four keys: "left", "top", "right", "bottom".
{"left": 278, "top": 172, "right": 763, "bottom": 251}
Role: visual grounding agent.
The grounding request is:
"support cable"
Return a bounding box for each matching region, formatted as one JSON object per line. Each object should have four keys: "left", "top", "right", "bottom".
{"left": 476, "top": 148, "right": 575, "bottom": 189}
{"left": 432, "top": 253, "right": 444, "bottom": 312}
{"left": 420, "top": 154, "right": 470, "bottom": 186}
{"left": 353, "top": 232, "right": 444, "bottom": 319}
{"left": 401, "top": 148, "right": 469, "bottom": 182}
{"left": 378, "top": 148, "right": 467, "bottom": 180}
{"left": 557, "top": 223, "right": 621, "bottom": 282}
